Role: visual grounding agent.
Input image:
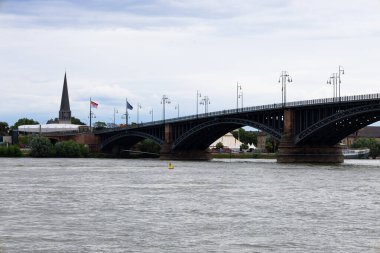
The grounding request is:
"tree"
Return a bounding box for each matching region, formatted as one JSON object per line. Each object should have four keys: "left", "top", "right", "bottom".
{"left": 265, "top": 136, "right": 279, "bottom": 153}
{"left": 232, "top": 128, "right": 257, "bottom": 146}
{"left": 93, "top": 121, "right": 107, "bottom": 130}
{"left": 46, "top": 118, "right": 59, "bottom": 124}
{"left": 30, "top": 137, "right": 53, "bottom": 157}
{"left": 46, "top": 116, "right": 86, "bottom": 125}
{"left": 11, "top": 118, "right": 39, "bottom": 130}
{"left": 71, "top": 116, "right": 86, "bottom": 125}
{"left": 240, "top": 143, "right": 249, "bottom": 150}
{"left": 55, "top": 140, "right": 81, "bottom": 158}
{"left": 352, "top": 138, "right": 380, "bottom": 159}
{"left": 215, "top": 142, "right": 224, "bottom": 150}
{"left": 0, "top": 122, "right": 9, "bottom": 135}
{"left": 139, "top": 139, "right": 161, "bottom": 154}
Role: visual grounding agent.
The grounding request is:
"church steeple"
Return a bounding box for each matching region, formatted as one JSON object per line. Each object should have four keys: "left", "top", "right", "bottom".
{"left": 59, "top": 72, "right": 71, "bottom": 124}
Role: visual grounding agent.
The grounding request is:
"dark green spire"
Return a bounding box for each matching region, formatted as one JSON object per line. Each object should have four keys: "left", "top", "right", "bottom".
{"left": 59, "top": 72, "right": 71, "bottom": 124}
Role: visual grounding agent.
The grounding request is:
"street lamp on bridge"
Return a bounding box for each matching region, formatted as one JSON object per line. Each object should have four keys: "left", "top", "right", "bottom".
{"left": 149, "top": 108, "right": 153, "bottom": 122}
{"left": 200, "top": 96, "right": 210, "bottom": 114}
{"left": 239, "top": 91, "right": 243, "bottom": 109}
{"left": 278, "top": 71, "right": 293, "bottom": 106}
{"left": 137, "top": 103, "right": 142, "bottom": 124}
{"left": 236, "top": 82, "right": 242, "bottom": 111}
{"left": 196, "top": 90, "right": 201, "bottom": 117}
{"left": 327, "top": 73, "right": 338, "bottom": 101}
{"left": 338, "top": 65, "right": 344, "bottom": 99}
{"left": 161, "top": 95, "right": 171, "bottom": 122}
{"left": 175, "top": 104, "right": 180, "bottom": 118}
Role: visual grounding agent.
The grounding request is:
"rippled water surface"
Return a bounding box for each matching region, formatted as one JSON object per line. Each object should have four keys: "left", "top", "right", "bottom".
{"left": 1, "top": 158, "right": 380, "bottom": 252}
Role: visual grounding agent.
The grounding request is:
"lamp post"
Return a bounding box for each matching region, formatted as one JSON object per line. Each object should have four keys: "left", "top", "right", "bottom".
{"left": 175, "top": 104, "right": 179, "bottom": 118}
{"left": 200, "top": 96, "right": 210, "bottom": 114}
{"left": 338, "top": 65, "right": 344, "bottom": 100}
{"left": 236, "top": 82, "right": 242, "bottom": 111}
{"left": 196, "top": 90, "right": 201, "bottom": 118}
{"left": 161, "top": 95, "right": 171, "bottom": 122}
{"left": 113, "top": 108, "right": 118, "bottom": 127}
{"left": 149, "top": 109, "right": 153, "bottom": 122}
{"left": 88, "top": 112, "right": 96, "bottom": 132}
{"left": 278, "top": 71, "right": 293, "bottom": 106}
{"left": 327, "top": 73, "right": 338, "bottom": 101}
{"left": 137, "top": 103, "right": 142, "bottom": 124}
{"left": 239, "top": 91, "right": 243, "bottom": 109}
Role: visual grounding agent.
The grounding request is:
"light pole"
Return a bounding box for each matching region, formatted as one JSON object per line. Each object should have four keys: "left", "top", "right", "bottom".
{"left": 137, "top": 103, "right": 142, "bottom": 124}
{"left": 196, "top": 90, "right": 201, "bottom": 117}
{"left": 327, "top": 73, "right": 338, "bottom": 101}
{"left": 175, "top": 104, "right": 179, "bottom": 118}
{"left": 149, "top": 109, "right": 153, "bottom": 122}
{"left": 278, "top": 71, "right": 293, "bottom": 106}
{"left": 113, "top": 108, "right": 118, "bottom": 127}
{"left": 338, "top": 65, "right": 344, "bottom": 100}
{"left": 239, "top": 91, "right": 243, "bottom": 109}
{"left": 161, "top": 95, "right": 171, "bottom": 122}
{"left": 200, "top": 96, "right": 210, "bottom": 114}
{"left": 236, "top": 82, "right": 242, "bottom": 111}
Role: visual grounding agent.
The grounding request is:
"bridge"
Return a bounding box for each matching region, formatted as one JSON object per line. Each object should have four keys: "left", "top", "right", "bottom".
{"left": 94, "top": 93, "right": 380, "bottom": 163}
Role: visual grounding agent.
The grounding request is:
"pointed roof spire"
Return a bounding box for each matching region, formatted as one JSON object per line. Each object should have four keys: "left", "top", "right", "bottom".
{"left": 60, "top": 72, "right": 70, "bottom": 111}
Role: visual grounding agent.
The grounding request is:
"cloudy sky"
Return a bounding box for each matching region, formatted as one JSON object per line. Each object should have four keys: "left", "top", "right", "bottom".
{"left": 1, "top": 0, "right": 380, "bottom": 126}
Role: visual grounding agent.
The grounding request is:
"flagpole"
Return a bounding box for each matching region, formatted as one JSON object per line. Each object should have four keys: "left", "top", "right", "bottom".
{"left": 89, "top": 97, "right": 92, "bottom": 132}
{"left": 126, "top": 98, "right": 129, "bottom": 126}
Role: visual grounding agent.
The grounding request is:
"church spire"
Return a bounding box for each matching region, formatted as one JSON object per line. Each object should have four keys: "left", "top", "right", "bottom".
{"left": 59, "top": 72, "right": 71, "bottom": 124}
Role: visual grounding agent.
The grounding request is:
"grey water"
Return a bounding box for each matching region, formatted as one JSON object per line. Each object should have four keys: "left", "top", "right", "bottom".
{"left": 0, "top": 158, "right": 379, "bottom": 253}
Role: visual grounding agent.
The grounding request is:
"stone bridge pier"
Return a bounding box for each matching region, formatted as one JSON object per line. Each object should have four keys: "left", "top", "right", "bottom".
{"left": 159, "top": 124, "right": 212, "bottom": 160}
{"left": 277, "top": 109, "right": 343, "bottom": 163}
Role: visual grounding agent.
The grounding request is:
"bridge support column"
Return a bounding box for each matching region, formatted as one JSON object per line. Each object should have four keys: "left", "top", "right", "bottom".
{"left": 277, "top": 109, "right": 343, "bottom": 163}
{"left": 159, "top": 124, "right": 212, "bottom": 160}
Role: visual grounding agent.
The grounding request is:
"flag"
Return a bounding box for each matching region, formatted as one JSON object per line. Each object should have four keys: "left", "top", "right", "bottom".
{"left": 90, "top": 101, "right": 98, "bottom": 108}
{"left": 127, "top": 101, "right": 133, "bottom": 110}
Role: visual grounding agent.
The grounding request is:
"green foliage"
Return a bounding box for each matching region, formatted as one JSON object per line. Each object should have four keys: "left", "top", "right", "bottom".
{"left": 46, "top": 116, "right": 86, "bottom": 125}
{"left": 46, "top": 118, "right": 59, "bottom": 124}
{"left": 232, "top": 128, "right": 257, "bottom": 146}
{"left": 18, "top": 135, "right": 32, "bottom": 146}
{"left": 11, "top": 118, "right": 39, "bottom": 130}
{"left": 351, "top": 138, "right": 380, "bottom": 159}
{"left": 0, "top": 145, "right": 22, "bottom": 157}
{"left": 94, "top": 121, "right": 107, "bottom": 130}
{"left": 55, "top": 141, "right": 80, "bottom": 157}
{"left": 54, "top": 141, "right": 89, "bottom": 158}
{"left": 265, "top": 136, "right": 279, "bottom": 153}
{"left": 30, "top": 137, "right": 53, "bottom": 157}
{"left": 0, "top": 121, "right": 9, "bottom": 135}
{"left": 215, "top": 142, "right": 224, "bottom": 149}
{"left": 71, "top": 117, "right": 86, "bottom": 125}
{"left": 240, "top": 143, "right": 249, "bottom": 150}
{"left": 139, "top": 139, "right": 161, "bottom": 154}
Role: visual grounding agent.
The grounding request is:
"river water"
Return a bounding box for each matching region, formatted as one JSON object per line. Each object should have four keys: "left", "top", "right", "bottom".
{"left": 0, "top": 158, "right": 379, "bottom": 253}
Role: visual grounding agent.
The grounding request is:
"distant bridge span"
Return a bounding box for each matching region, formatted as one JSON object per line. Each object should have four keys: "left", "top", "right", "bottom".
{"left": 95, "top": 93, "right": 380, "bottom": 163}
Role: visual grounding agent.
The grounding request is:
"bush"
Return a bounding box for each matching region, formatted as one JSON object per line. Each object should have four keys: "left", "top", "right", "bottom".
{"left": 55, "top": 140, "right": 81, "bottom": 158}
{"left": 352, "top": 138, "right": 380, "bottom": 159}
{"left": 30, "top": 137, "right": 54, "bottom": 157}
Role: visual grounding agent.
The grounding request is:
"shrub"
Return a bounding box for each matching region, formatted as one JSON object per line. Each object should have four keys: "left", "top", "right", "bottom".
{"left": 30, "top": 137, "right": 54, "bottom": 157}
{"left": 55, "top": 140, "right": 81, "bottom": 158}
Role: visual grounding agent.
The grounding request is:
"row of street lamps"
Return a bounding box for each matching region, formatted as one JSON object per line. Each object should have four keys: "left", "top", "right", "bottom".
{"left": 106, "top": 66, "right": 344, "bottom": 126}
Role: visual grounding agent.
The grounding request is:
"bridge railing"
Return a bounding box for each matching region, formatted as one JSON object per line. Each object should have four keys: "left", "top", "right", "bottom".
{"left": 94, "top": 92, "right": 380, "bottom": 133}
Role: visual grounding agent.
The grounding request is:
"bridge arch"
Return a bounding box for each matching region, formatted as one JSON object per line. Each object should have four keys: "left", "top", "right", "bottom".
{"left": 296, "top": 103, "right": 380, "bottom": 145}
{"left": 172, "top": 117, "right": 282, "bottom": 150}
{"left": 100, "top": 130, "right": 164, "bottom": 151}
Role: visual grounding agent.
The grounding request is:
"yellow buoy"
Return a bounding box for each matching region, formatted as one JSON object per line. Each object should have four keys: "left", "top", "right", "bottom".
{"left": 168, "top": 162, "right": 174, "bottom": 170}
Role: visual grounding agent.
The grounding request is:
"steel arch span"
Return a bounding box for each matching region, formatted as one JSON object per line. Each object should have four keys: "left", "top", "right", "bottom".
{"left": 172, "top": 117, "right": 282, "bottom": 150}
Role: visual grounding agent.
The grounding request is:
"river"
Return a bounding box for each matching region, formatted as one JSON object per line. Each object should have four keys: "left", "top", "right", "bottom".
{"left": 0, "top": 158, "right": 379, "bottom": 252}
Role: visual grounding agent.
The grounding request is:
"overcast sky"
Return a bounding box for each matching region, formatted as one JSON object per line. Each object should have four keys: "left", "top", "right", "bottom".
{"left": 1, "top": 0, "right": 380, "bottom": 126}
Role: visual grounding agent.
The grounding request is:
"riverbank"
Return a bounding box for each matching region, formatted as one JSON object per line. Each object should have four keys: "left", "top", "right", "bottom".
{"left": 211, "top": 152, "right": 277, "bottom": 159}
